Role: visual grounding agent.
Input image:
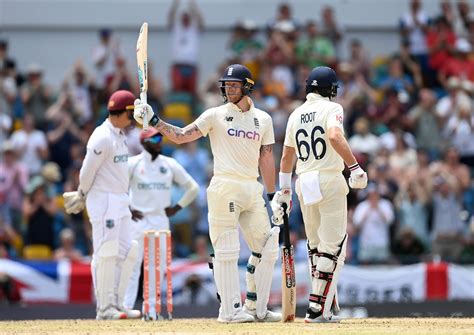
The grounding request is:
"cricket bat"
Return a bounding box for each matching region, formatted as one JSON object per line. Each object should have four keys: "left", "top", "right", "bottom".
{"left": 136, "top": 22, "right": 148, "bottom": 130}
{"left": 281, "top": 203, "right": 296, "bottom": 322}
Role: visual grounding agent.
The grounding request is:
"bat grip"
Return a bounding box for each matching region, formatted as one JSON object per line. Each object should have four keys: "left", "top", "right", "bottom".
{"left": 140, "top": 91, "right": 148, "bottom": 130}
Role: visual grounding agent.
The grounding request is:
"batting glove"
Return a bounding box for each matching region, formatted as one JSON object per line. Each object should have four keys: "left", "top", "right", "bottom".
{"left": 133, "top": 99, "right": 160, "bottom": 127}
{"left": 63, "top": 190, "right": 86, "bottom": 214}
{"left": 270, "top": 188, "right": 292, "bottom": 225}
{"left": 348, "top": 163, "right": 368, "bottom": 189}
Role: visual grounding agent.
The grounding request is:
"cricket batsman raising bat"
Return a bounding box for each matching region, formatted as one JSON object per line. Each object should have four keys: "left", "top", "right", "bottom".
{"left": 136, "top": 22, "right": 148, "bottom": 130}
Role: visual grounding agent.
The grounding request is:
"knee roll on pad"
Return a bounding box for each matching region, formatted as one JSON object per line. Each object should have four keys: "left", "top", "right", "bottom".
{"left": 214, "top": 229, "right": 240, "bottom": 262}
{"left": 97, "top": 240, "right": 119, "bottom": 258}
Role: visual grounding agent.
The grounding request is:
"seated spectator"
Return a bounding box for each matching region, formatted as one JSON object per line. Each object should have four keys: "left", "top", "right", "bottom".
{"left": 389, "top": 132, "right": 418, "bottom": 174}
{"left": 439, "top": 38, "right": 474, "bottom": 86}
{"left": 379, "top": 56, "right": 415, "bottom": 96}
{"left": 347, "top": 39, "right": 371, "bottom": 80}
{"left": 431, "top": 176, "right": 466, "bottom": 261}
{"left": 426, "top": 16, "right": 456, "bottom": 73}
{"left": 435, "top": 76, "right": 462, "bottom": 123}
{"left": 392, "top": 226, "right": 426, "bottom": 264}
{"left": 53, "top": 228, "right": 83, "bottom": 261}
{"left": 353, "top": 184, "right": 395, "bottom": 264}
{"left": 92, "top": 28, "right": 123, "bottom": 91}
{"left": 266, "top": 2, "right": 299, "bottom": 33}
{"left": 228, "top": 20, "right": 263, "bottom": 79}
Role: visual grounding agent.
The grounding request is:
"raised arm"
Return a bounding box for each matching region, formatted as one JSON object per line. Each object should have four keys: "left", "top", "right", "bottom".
{"left": 155, "top": 120, "right": 203, "bottom": 144}
{"left": 259, "top": 144, "right": 276, "bottom": 194}
{"left": 167, "top": 0, "right": 179, "bottom": 30}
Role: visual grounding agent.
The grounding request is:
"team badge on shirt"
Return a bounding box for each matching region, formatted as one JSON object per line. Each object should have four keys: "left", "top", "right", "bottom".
{"left": 254, "top": 118, "right": 260, "bottom": 129}
{"left": 160, "top": 166, "right": 167, "bottom": 174}
{"left": 105, "top": 219, "right": 115, "bottom": 229}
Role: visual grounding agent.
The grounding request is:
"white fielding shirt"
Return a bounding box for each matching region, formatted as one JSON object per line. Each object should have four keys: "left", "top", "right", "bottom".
{"left": 194, "top": 101, "right": 275, "bottom": 179}
{"left": 80, "top": 119, "right": 129, "bottom": 194}
{"left": 284, "top": 93, "right": 345, "bottom": 175}
{"left": 128, "top": 152, "right": 194, "bottom": 215}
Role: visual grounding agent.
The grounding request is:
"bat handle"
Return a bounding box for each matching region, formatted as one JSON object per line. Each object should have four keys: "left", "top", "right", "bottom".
{"left": 140, "top": 91, "right": 148, "bottom": 130}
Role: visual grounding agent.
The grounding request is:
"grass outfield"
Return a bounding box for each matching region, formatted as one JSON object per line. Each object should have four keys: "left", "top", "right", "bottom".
{"left": 0, "top": 318, "right": 473, "bottom": 335}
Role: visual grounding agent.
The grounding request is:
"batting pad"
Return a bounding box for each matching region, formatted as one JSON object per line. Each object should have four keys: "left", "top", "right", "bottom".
{"left": 255, "top": 227, "right": 280, "bottom": 319}
{"left": 214, "top": 229, "right": 241, "bottom": 320}
{"left": 95, "top": 240, "right": 119, "bottom": 311}
{"left": 118, "top": 240, "right": 139, "bottom": 308}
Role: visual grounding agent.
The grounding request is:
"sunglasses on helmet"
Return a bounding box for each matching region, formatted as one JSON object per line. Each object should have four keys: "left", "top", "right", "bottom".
{"left": 143, "top": 135, "right": 163, "bottom": 144}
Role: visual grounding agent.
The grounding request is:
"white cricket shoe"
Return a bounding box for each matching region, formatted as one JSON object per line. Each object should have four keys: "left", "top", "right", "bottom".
{"left": 243, "top": 306, "right": 282, "bottom": 322}
{"left": 217, "top": 309, "right": 255, "bottom": 323}
{"left": 304, "top": 307, "right": 341, "bottom": 323}
{"left": 120, "top": 307, "right": 141, "bottom": 319}
{"left": 96, "top": 306, "right": 127, "bottom": 320}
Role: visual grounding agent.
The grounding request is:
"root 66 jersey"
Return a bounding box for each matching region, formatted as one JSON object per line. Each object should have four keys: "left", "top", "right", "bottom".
{"left": 194, "top": 101, "right": 274, "bottom": 179}
{"left": 128, "top": 152, "right": 193, "bottom": 215}
{"left": 284, "top": 93, "right": 345, "bottom": 175}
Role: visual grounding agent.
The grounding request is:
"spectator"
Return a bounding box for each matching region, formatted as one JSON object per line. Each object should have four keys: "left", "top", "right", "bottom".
{"left": 174, "top": 274, "right": 215, "bottom": 306}
{"left": 189, "top": 234, "right": 211, "bottom": 262}
{"left": 0, "top": 141, "right": 28, "bottom": 235}
{"left": 438, "top": 38, "right": 474, "bottom": 86}
{"left": 407, "top": 88, "right": 443, "bottom": 157}
{"left": 353, "top": 184, "right": 395, "bottom": 264}
{"left": 321, "top": 5, "right": 344, "bottom": 58}
{"left": 53, "top": 228, "right": 83, "bottom": 261}
{"left": 0, "top": 60, "right": 17, "bottom": 133}
{"left": 439, "top": 0, "right": 456, "bottom": 29}
{"left": 67, "top": 62, "right": 94, "bottom": 125}
{"left": 455, "top": 0, "right": 472, "bottom": 38}
{"left": 395, "top": 179, "right": 430, "bottom": 247}
{"left": 296, "top": 20, "right": 335, "bottom": 69}
{"left": 426, "top": 16, "right": 457, "bottom": 76}
{"left": 20, "top": 64, "right": 52, "bottom": 130}
{"left": 92, "top": 28, "right": 123, "bottom": 90}
{"left": 348, "top": 117, "right": 381, "bottom": 159}
{"left": 435, "top": 76, "right": 462, "bottom": 123}
{"left": 347, "top": 39, "right": 371, "bottom": 80}
{"left": 431, "top": 175, "right": 466, "bottom": 261}
{"left": 168, "top": 0, "right": 204, "bottom": 95}
{"left": 266, "top": 2, "right": 299, "bottom": 33}
{"left": 9, "top": 113, "right": 49, "bottom": 176}
{"left": 392, "top": 226, "right": 426, "bottom": 264}
{"left": 23, "top": 176, "right": 57, "bottom": 251}
{"left": 399, "top": 0, "right": 430, "bottom": 70}
{"left": 228, "top": 20, "right": 263, "bottom": 79}
{"left": 398, "top": 41, "right": 423, "bottom": 88}
{"left": 0, "top": 39, "right": 15, "bottom": 73}
{"left": 379, "top": 56, "right": 415, "bottom": 96}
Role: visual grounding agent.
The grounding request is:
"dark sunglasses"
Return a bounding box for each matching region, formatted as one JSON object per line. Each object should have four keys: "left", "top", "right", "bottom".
{"left": 143, "top": 135, "right": 163, "bottom": 144}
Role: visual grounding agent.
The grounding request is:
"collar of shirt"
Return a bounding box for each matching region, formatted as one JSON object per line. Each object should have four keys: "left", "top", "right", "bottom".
{"left": 306, "top": 93, "right": 330, "bottom": 102}
{"left": 105, "top": 118, "right": 123, "bottom": 137}
{"left": 142, "top": 150, "right": 161, "bottom": 163}
{"left": 227, "top": 99, "right": 255, "bottom": 114}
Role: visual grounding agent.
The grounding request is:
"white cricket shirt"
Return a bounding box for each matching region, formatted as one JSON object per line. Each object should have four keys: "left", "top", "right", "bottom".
{"left": 80, "top": 118, "right": 129, "bottom": 194}
{"left": 194, "top": 101, "right": 275, "bottom": 179}
{"left": 284, "top": 93, "right": 345, "bottom": 175}
{"left": 128, "top": 152, "right": 193, "bottom": 215}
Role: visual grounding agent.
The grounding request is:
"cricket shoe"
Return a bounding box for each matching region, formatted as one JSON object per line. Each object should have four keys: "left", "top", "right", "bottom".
{"left": 243, "top": 306, "right": 282, "bottom": 322}
{"left": 120, "top": 307, "right": 141, "bottom": 319}
{"left": 96, "top": 306, "right": 127, "bottom": 320}
{"left": 217, "top": 309, "right": 255, "bottom": 323}
{"left": 304, "top": 307, "right": 341, "bottom": 323}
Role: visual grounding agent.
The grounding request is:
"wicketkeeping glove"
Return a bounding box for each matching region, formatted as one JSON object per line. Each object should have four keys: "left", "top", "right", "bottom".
{"left": 348, "top": 164, "right": 368, "bottom": 189}
{"left": 133, "top": 99, "right": 160, "bottom": 127}
{"left": 63, "top": 190, "right": 86, "bottom": 214}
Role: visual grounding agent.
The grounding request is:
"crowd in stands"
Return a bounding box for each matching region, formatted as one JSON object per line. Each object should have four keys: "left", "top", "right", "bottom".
{"left": 1, "top": 0, "right": 474, "bottom": 282}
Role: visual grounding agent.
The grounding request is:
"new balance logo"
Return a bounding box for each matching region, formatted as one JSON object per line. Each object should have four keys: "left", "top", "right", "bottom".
{"left": 225, "top": 116, "right": 233, "bottom": 122}
{"left": 227, "top": 67, "right": 233, "bottom": 76}
{"left": 254, "top": 118, "right": 260, "bottom": 129}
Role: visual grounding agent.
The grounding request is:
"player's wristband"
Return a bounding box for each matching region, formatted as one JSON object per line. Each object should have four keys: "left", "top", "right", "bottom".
{"left": 279, "top": 172, "right": 292, "bottom": 189}
{"left": 267, "top": 193, "right": 275, "bottom": 201}
{"left": 348, "top": 163, "right": 360, "bottom": 172}
{"left": 149, "top": 114, "right": 160, "bottom": 127}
